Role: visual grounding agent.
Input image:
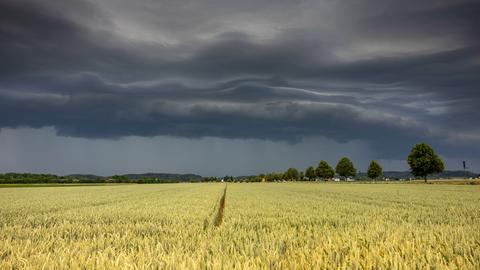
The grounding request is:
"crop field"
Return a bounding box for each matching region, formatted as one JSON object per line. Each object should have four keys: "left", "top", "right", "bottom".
{"left": 1, "top": 183, "right": 479, "bottom": 269}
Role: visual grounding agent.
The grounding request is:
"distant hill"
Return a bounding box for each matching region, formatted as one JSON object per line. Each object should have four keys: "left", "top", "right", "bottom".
{"left": 1, "top": 172, "right": 203, "bottom": 184}
{"left": 67, "top": 173, "right": 203, "bottom": 181}
{"left": 430, "top": 170, "right": 479, "bottom": 179}
{"left": 66, "top": 174, "right": 104, "bottom": 180}
{"left": 122, "top": 173, "right": 202, "bottom": 181}
{"left": 358, "top": 170, "right": 478, "bottom": 179}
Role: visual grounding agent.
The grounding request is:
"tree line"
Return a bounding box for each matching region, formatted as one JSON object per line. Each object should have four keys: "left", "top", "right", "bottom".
{"left": 0, "top": 143, "right": 445, "bottom": 184}
{"left": 0, "top": 173, "right": 191, "bottom": 184}
{"left": 204, "top": 143, "right": 445, "bottom": 183}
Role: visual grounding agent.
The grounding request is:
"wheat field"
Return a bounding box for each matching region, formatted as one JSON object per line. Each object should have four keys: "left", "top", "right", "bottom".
{"left": 1, "top": 183, "right": 479, "bottom": 269}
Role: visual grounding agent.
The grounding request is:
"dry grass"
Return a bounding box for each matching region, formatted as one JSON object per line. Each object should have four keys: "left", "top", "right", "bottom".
{"left": 1, "top": 183, "right": 479, "bottom": 269}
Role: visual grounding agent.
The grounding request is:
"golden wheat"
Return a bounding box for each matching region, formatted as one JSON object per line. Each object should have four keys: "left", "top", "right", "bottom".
{"left": 1, "top": 183, "right": 479, "bottom": 269}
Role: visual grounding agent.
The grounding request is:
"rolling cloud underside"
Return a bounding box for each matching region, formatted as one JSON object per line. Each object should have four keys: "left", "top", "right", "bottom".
{"left": 1, "top": 0, "right": 480, "bottom": 159}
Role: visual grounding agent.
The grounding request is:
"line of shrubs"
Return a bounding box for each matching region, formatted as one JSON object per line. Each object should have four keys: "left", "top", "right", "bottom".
{"left": 0, "top": 173, "right": 188, "bottom": 184}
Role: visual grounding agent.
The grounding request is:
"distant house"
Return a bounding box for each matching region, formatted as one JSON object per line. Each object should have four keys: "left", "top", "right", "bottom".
{"left": 333, "top": 177, "right": 340, "bottom": 182}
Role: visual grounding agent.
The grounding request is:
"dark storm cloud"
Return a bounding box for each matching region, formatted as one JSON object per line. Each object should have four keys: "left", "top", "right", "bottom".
{"left": 0, "top": 0, "right": 177, "bottom": 82}
{"left": 359, "top": 1, "right": 480, "bottom": 43}
{"left": 1, "top": 0, "right": 479, "bottom": 160}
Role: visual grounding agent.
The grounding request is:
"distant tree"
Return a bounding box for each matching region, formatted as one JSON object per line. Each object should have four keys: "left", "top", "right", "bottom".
{"left": 407, "top": 143, "right": 444, "bottom": 183}
{"left": 223, "top": 175, "right": 235, "bottom": 182}
{"left": 335, "top": 157, "right": 356, "bottom": 179}
{"left": 305, "top": 166, "right": 316, "bottom": 180}
{"left": 202, "top": 176, "right": 218, "bottom": 182}
{"left": 316, "top": 160, "right": 335, "bottom": 180}
{"left": 367, "top": 160, "right": 382, "bottom": 180}
{"left": 265, "top": 172, "right": 283, "bottom": 182}
{"left": 245, "top": 175, "right": 259, "bottom": 182}
{"left": 299, "top": 171, "right": 305, "bottom": 181}
{"left": 285, "top": 168, "right": 299, "bottom": 181}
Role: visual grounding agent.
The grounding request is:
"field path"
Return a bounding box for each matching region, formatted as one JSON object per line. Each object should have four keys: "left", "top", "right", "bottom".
{"left": 213, "top": 185, "right": 227, "bottom": 227}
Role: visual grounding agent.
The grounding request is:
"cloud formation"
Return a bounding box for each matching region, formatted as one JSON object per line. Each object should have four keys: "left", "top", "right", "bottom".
{"left": 1, "top": 0, "right": 480, "bottom": 162}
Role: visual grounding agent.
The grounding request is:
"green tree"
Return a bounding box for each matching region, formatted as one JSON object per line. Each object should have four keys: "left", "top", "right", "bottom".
{"left": 367, "top": 160, "right": 382, "bottom": 180}
{"left": 285, "top": 168, "right": 299, "bottom": 181}
{"left": 265, "top": 173, "right": 274, "bottom": 182}
{"left": 305, "top": 166, "right": 316, "bottom": 180}
{"left": 316, "top": 160, "right": 335, "bottom": 180}
{"left": 335, "top": 157, "right": 356, "bottom": 178}
{"left": 407, "top": 143, "right": 444, "bottom": 183}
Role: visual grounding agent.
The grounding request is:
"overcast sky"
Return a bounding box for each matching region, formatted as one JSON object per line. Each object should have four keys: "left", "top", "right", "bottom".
{"left": 1, "top": 0, "right": 479, "bottom": 176}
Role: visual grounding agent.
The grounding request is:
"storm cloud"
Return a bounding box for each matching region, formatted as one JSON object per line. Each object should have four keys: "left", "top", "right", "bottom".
{"left": 1, "top": 0, "right": 479, "bottom": 173}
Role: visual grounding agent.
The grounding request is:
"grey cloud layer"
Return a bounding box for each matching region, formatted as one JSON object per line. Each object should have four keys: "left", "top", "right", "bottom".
{"left": 1, "top": 0, "right": 479, "bottom": 159}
